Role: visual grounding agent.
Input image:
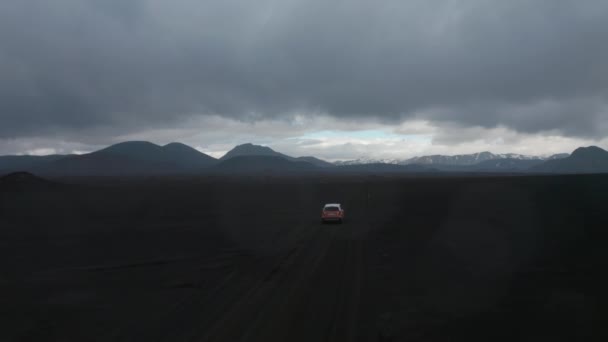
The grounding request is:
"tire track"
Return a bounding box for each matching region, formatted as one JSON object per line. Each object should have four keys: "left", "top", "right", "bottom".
{"left": 114, "top": 220, "right": 317, "bottom": 341}
{"left": 127, "top": 187, "right": 371, "bottom": 342}
{"left": 196, "top": 224, "right": 334, "bottom": 342}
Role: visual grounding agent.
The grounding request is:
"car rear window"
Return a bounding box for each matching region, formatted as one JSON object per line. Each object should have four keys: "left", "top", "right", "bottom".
{"left": 324, "top": 207, "right": 340, "bottom": 211}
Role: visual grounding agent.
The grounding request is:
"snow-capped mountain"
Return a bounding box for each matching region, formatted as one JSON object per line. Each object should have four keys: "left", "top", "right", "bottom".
{"left": 401, "top": 152, "right": 544, "bottom": 166}
{"left": 546, "top": 153, "right": 570, "bottom": 160}
{"left": 333, "top": 157, "right": 401, "bottom": 166}
{"left": 334, "top": 152, "right": 570, "bottom": 166}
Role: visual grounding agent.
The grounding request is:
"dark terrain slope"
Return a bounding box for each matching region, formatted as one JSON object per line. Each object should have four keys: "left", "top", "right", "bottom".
{"left": 212, "top": 155, "right": 319, "bottom": 173}
{"left": 154, "top": 142, "right": 218, "bottom": 168}
{"left": 292, "top": 155, "right": 335, "bottom": 168}
{"left": 0, "top": 171, "right": 58, "bottom": 190}
{"left": 333, "top": 163, "right": 435, "bottom": 173}
{"left": 469, "top": 158, "right": 545, "bottom": 171}
{"left": 0, "top": 155, "right": 70, "bottom": 174}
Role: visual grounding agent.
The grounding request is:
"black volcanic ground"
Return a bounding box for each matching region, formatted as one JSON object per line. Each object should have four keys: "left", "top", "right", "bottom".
{"left": 1, "top": 174, "right": 606, "bottom": 341}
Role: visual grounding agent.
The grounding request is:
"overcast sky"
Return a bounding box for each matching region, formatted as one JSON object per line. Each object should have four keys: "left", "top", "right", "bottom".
{"left": 1, "top": 0, "right": 607, "bottom": 160}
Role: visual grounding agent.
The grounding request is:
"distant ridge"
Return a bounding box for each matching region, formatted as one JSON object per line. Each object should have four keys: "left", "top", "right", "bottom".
{"left": 213, "top": 155, "right": 318, "bottom": 173}
{"left": 403, "top": 151, "right": 540, "bottom": 166}
{"left": 337, "top": 151, "right": 569, "bottom": 167}
{"left": 333, "top": 163, "right": 435, "bottom": 173}
{"left": 334, "top": 151, "right": 570, "bottom": 167}
{"left": 291, "top": 156, "right": 335, "bottom": 168}
{"left": 469, "top": 158, "right": 544, "bottom": 172}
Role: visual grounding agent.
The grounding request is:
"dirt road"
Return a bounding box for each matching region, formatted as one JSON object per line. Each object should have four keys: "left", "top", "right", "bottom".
{"left": 132, "top": 187, "right": 374, "bottom": 342}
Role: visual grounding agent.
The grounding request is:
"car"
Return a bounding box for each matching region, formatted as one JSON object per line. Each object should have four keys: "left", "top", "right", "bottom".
{"left": 321, "top": 203, "right": 344, "bottom": 223}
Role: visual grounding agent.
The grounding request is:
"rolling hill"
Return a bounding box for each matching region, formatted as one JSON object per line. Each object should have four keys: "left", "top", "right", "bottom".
{"left": 402, "top": 152, "right": 543, "bottom": 166}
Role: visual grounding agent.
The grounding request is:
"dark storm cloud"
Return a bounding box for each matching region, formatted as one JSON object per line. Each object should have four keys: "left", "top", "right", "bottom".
{"left": 1, "top": 0, "right": 607, "bottom": 140}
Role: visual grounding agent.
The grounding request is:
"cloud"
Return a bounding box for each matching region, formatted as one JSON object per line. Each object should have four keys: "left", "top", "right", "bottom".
{"left": 1, "top": 0, "right": 607, "bottom": 153}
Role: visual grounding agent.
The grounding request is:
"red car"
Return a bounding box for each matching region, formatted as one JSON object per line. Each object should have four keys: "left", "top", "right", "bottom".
{"left": 321, "top": 203, "right": 344, "bottom": 223}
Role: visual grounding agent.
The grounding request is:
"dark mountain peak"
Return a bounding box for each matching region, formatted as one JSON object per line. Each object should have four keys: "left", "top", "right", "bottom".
{"left": 220, "top": 144, "right": 335, "bottom": 168}
{"left": 571, "top": 146, "right": 608, "bottom": 158}
{"left": 163, "top": 142, "right": 193, "bottom": 150}
{"left": 233, "top": 143, "right": 274, "bottom": 153}
{"left": 532, "top": 146, "right": 608, "bottom": 174}
{"left": 162, "top": 142, "right": 202, "bottom": 154}
{"left": 221, "top": 143, "right": 284, "bottom": 160}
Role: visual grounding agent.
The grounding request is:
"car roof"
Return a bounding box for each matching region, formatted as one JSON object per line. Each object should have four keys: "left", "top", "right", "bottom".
{"left": 324, "top": 203, "right": 341, "bottom": 207}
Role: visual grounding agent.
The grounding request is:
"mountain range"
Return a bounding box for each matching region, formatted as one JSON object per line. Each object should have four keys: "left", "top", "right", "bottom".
{"left": 0, "top": 141, "right": 607, "bottom": 176}
{"left": 335, "top": 152, "right": 570, "bottom": 166}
